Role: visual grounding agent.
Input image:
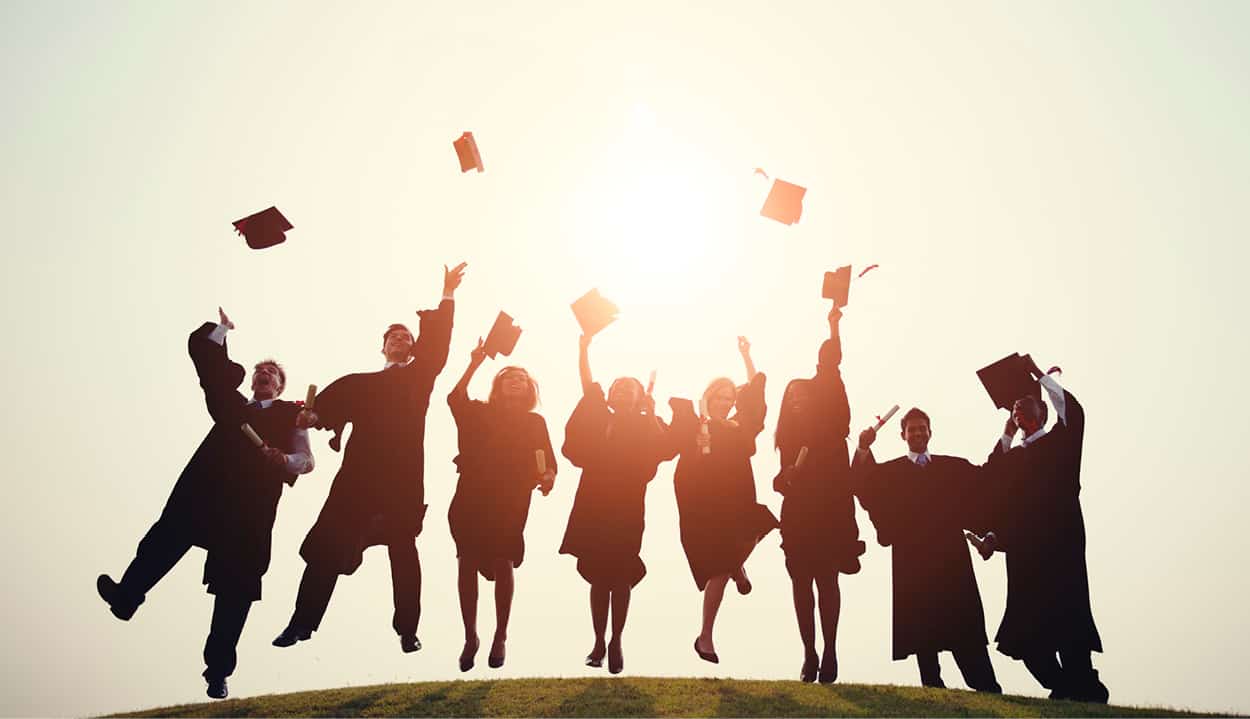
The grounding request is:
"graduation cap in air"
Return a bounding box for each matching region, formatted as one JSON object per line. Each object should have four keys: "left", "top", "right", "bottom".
{"left": 570, "top": 288, "right": 619, "bottom": 337}
{"left": 454, "top": 132, "right": 484, "bottom": 173}
{"left": 760, "top": 179, "right": 806, "bottom": 225}
{"left": 822, "top": 265, "right": 852, "bottom": 307}
{"left": 484, "top": 311, "right": 521, "bottom": 358}
{"left": 232, "top": 206, "right": 292, "bottom": 249}
{"left": 976, "top": 353, "right": 1040, "bottom": 410}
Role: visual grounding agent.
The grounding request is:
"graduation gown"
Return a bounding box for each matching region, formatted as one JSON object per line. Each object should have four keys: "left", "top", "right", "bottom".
{"left": 298, "top": 301, "right": 453, "bottom": 575}
{"left": 854, "top": 452, "right": 990, "bottom": 659}
{"left": 558, "top": 383, "right": 677, "bottom": 588}
{"left": 672, "top": 373, "right": 779, "bottom": 591}
{"left": 983, "top": 387, "right": 1103, "bottom": 659}
{"left": 447, "top": 392, "right": 556, "bottom": 581}
{"left": 774, "top": 335, "right": 865, "bottom": 577}
{"left": 149, "top": 322, "right": 301, "bottom": 601}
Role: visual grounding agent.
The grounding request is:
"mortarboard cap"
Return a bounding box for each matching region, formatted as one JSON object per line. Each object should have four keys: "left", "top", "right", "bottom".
{"left": 570, "top": 288, "right": 619, "bottom": 337}
{"left": 976, "top": 353, "right": 1039, "bottom": 410}
{"left": 822, "top": 265, "right": 852, "bottom": 307}
{"left": 760, "top": 179, "right": 806, "bottom": 225}
{"left": 484, "top": 311, "right": 521, "bottom": 358}
{"left": 232, "top": 206, "right": 292, "bottom": 250}
{"left": 454, "top": 132, "right": 484, "bottom": 173}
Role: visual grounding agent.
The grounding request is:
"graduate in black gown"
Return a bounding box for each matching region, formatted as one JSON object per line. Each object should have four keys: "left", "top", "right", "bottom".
{"left": 772, "top": 305, "right": 865, "bottom": 683}
{"left": 97, "top": 308, "right": 315, "bottom": 700}
{"left": 273, "top": 263, "right": 464, "bottom": 655}
{"left": 447, "top": 338, "right": 556, "bottom": 672}
{"left": 852, "top": 407, "right": 1001, "bottom": 693}
{"left": 974, "top": 360, "right": 1108, "bottom": 703}
{"left": 559, "top": 333, "right": 677, "bottom": 674}
{"left": 672, "top": 337, "right": 779, "bottom": 664}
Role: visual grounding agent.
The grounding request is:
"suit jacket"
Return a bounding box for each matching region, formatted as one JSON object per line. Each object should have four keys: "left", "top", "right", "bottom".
{"left": 982, "top": 387, "right": 1103, "bottom": 658}
{"left": 299, "top": 300, "right": 453, "bottom": 574}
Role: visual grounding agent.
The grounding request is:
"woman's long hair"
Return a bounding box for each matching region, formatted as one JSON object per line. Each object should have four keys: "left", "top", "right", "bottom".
{"left": 488, "top": 366, "right": 540, "bottom": 411}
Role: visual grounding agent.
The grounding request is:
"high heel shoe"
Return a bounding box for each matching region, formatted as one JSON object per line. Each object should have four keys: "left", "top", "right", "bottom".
{"left": 800, "top": 653, "right": 819, "bottom": 683}
{"left": 694, "top": 637, "right": 719, "bottom": 664}
{"left": 585, "top": 644, "right": 605, "bottom": 668}
{"left": 459, "top": 637, "right": 479, "bottom": 673}
{"left": 818, "top": 651, "right": 838, "bottom": 684}
{"left": 608, "top": 641, "right": 624, "bottom": 675}
{"left": 488, "top": 638, "right": 506, "bottom": 668}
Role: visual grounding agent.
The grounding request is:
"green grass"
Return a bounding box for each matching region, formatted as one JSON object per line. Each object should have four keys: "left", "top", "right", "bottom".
{"left": 106, "top": 677, "right": 1228, "bottom": 718}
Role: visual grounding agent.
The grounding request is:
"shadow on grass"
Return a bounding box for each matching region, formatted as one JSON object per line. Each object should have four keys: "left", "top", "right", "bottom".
{"left": 555, "top": 678, "right": 658, "bottom": 717}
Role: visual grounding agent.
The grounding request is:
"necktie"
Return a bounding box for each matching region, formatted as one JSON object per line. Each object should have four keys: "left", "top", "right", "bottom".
{"left": 915, "top": 454, "right": 929, "bottom": 467}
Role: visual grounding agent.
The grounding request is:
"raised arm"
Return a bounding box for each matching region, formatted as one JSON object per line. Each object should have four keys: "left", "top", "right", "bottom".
{"left": 188, "top": 308, "right": 249, "bottom": 425}
{"left": 578, "top": 333, "right": 595, "bottom": 393}
{"left": 409, "top": 262, "right": 465, "bottom": 378}
{"left": 738, "top": 336, "right": 758, "bottom": 383}
{"left": 448, "top": 337, "right": 488, "bottom": 413}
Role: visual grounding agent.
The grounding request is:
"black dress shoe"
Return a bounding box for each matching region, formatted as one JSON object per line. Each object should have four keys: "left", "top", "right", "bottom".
{"left": 401, "top": 634, "right": 422, "bottom": 653}
{"left": 694, "top": 638, "right": 719, "bottom": 664}
{"left": 800, "top": 654, "right": 819, "bottom": 683}
{"left": 96, "top": 575, "right": 137, "bottom": 621}
{"left": 206, "top": 677, "right": 228, "bottom": 700}
{"left": 272, "top": 626, "right": 311, "bottom": 648}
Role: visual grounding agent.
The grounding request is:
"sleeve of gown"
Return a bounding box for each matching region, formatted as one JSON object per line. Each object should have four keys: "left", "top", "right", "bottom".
{"left": 187, "top": 321, "right": 248, "bottom": 426}
{"left": 535, "top": 414, "right": 557, "bottom": 482}
{"left": 813, "top": 337, "right": 852, "bottom": 439}
{"left": 852, "top": 451, "right": 894, "bottom": 547}
{"left": 562, "top": 384, "right": 607, "bottom": 468}
{"left": 735, "top": 372, "right": 768, "bottom": 437}
{"left": 408, "top": 299, "right": 454, "bottom": 382}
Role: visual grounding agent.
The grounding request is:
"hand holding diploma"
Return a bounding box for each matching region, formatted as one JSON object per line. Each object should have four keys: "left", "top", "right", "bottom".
{"left": 965, "top": 531, "right": 997, "bottom": 560}
{"left": 534, "top": 450, "right": 554, "bottom": 496}
{"left": 697, "top": 399, "right": 711, "bottom": 455}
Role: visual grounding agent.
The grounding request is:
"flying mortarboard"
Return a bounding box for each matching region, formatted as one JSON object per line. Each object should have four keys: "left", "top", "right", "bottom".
{"left": 232, "top": 206, "right": 292, "bottom": 250}
{"left": 822, "top": 265, "right": 852, "bottom": 307}
{"left": 484, "top": 311, "right": 521, "bottom": 358}
{"left": 976, "top": 353, "right": 1039, "bottom": 410}
{"left": 454, "top": 132, "right": 484, "bottom": 173}
{"left": 760, "top": 179, "right": 806, "bottom": 225}
{"left": 570, "top": 288, "right": 619, "bottom": 337}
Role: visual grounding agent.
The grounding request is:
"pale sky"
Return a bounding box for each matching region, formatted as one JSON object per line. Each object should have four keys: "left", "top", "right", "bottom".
{"left": 2, "top": 1, "right": 1248, "bottom": 716}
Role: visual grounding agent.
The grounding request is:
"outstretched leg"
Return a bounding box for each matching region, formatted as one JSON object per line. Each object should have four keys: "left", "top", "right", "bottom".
{"left": 789, "top": 572, "right": 819, "bottom": 681}
{"left": 697, "top": 574, "right": 730, "bottom": 656}
{"left": 457, "top": 557, "right": 480, "bottom": 670}
{"left": 388, "top": 540, "right": 421, "bottom": 642}
{"left": 587, "top": 584, "right": 609, "bottom": 666}
{"left": 814, "top": 572, "right": 842, "bottom": 683}
{"left": 607, "top": 583, "right": 631, "bottom": 673}
{"left": 490, "top": 559, "right": 515, "bottom": 666}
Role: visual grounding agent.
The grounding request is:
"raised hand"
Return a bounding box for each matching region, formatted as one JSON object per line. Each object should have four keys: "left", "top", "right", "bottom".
{"left": 469, "top": 336, "right": 487, "bottom": 365}
{"left": 579, "top": 334, "right": 592, "bottom": 351}
{"left": 536, "top": 470, "right": 555, "bottom": 496}
{"left": 828, "top": 306, "right": 843, "bottom": 326}
{"left": 737, "top": 336, "right": 751, "bottom": 356}
{"left": 218, "top": 306, "right": 235, "bottom": 330}
{"left": 295, "top": 409, "right": 319, "bottom": 429}
{"left": 443, "top": 262, "right": 468, "bottom": 296}
{"left": 1003, "top": 415, "right": 1018, "bottom": 438}
{"left": 858, "top": 426, "right": 877, "bottom": 450}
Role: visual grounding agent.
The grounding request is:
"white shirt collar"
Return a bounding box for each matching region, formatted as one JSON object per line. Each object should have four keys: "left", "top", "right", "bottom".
{"left": 249, "top": 398, "right": 275, "bottom": 408}
{"left": 906, "top": 450, "right": 931, "bottom": 465}
{"left": 1021, "top": 428, "right": 1047, "bottom": 446}
{"left": 384, "top": 357, "right": 414, "bottom": 370}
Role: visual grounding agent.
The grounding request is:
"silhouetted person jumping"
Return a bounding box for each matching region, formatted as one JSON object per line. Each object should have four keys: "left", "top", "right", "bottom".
{"left": 97, "top": 308, "right": 315, "bottom": 700}
{"left": 773, "top": 305, "right": 865, "bottom": 684}
{"left": 559, "top": 332, "right": 677, "bottom": 674}
{"left": 273, "top": 263, "right": 464, "bottom": 654}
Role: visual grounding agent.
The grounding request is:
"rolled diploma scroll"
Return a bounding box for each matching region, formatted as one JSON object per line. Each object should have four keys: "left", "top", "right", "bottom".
{"left": 872, "top": 404, "right": 900, "bottom": 432}
{"left": 699, "top": 398, "right": 711, "bottom": 455}
{"left": 241, "top": 423, "right": 264, "bottom": 448}
{"left": 647, "top": 370, "right": 656, "bottom": 395}
{"left": 795, "top": 446, "right": 809, "bottom": 469}
{"left": 535, "top": 449, "right": 546, "bottom": 475}
{"left": 305, "top": 384, "right": 317, "bottom": 410}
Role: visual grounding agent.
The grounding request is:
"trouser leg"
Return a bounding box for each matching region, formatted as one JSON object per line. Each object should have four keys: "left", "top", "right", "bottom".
{"left": 288, "top": 563, "right": 338, "bottom": 633}
{"left": 915, "top": 652, "right": 945, "bottom": 688}
{"left": 389, "top": 540, "right": 421, "bottom": 637}
{"left": 1059, "top": 648, "right": 1108, "bottom": 702}
{"left": 203, "top": 593, "right": 252, "bottom": 680}
{"left": 953, "top": 645, "right": 1002, "bottom": 693}
{"left": 116, "top": 517, "right": 194, "bottom": 609}
{"left": 1022, "top": 652, "right": 1064, "bottom": 693}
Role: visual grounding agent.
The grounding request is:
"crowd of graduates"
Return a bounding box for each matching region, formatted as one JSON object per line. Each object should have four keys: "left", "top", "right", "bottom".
{"left": 96, "top": 262, "right": 1108, "bottom": 705}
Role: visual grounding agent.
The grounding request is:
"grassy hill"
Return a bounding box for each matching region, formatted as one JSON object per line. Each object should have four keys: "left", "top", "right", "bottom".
{"left": 106, "top": 677, "right": 1229, "bottom": 717}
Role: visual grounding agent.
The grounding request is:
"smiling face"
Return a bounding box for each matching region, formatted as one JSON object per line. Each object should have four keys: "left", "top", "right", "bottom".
{"left": 489, "top": 366, "right": 538, "bottom": 411}
{"left": 702, "top": 379, "right": 737, "bottom": 421}
{"left": 382, "top": 327, "right": 414, "bottom": 363}
{"left": 1013, "top": 395, "right": 1045, "bottom": 436}
{"left": 608, "top": 377, "right": 643, "bottom": 414}
{"left": 251, "top": 361, "right": 284, "bottom": 400}
{"left": 901, "top": 415, "right": 931, "bottom": 454}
